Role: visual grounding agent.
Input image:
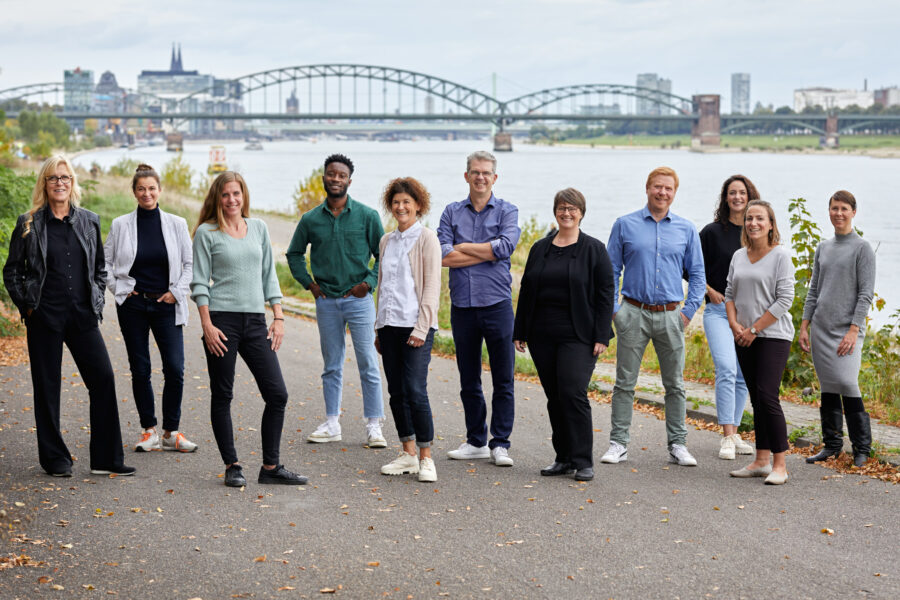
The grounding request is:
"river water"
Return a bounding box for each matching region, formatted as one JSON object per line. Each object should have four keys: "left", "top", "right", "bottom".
{"left": 74, "top": 139, "right": 900, "bottom": 325}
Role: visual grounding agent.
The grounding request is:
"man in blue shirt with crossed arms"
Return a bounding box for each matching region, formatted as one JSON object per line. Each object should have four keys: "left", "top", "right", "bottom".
{"left": 437, "top": 151, "right": 521, "bottom": 467}
{"left": 602, "top": 166, "right": 706, "bottom": 467}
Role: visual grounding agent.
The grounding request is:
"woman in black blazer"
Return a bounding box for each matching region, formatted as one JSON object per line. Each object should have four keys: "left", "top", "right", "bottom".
{"left": 514, "top": 188, "right": 614, "bottom": 482}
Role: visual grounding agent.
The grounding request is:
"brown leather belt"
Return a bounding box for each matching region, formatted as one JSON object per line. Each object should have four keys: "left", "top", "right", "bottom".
{"left": 138, "top": 292, "right": 164, "bottom": 300}
{"left": 624, "top": 297, "right": 680, "bottom": 312}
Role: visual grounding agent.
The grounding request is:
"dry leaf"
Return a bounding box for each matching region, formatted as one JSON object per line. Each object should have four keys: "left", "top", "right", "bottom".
{"left": 821, "top": 528, "right": 834, "bottom": 535}
{"left": 367, "top": 561, "right": 380, "bottom": 567}
{"left": 319, "top": 588, "right": 336, "bottom": 594}
{"left": 254, "top": 555, "right": 267, "bottom": 562}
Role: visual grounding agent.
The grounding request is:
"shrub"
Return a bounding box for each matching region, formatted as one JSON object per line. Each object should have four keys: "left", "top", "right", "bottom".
{"left": 293, "top": 166, "right": 325, "bottom": 215}
{"left": 161, "top": 154, "right": 195, "bottom": 194}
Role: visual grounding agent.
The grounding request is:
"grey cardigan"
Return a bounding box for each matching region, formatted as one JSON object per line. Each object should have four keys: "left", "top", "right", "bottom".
{"left": 104, "top": 207, "right": 193, "bottom": 326}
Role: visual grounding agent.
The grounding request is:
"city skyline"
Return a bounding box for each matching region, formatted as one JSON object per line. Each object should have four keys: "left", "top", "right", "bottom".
{"left": 2, "top": 0, "right": 898, "bottom": 109}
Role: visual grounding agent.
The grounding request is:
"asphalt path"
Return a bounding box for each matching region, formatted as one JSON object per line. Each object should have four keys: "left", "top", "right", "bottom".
{"left": 1, "top": 304, "right": 898, "bottom": 599}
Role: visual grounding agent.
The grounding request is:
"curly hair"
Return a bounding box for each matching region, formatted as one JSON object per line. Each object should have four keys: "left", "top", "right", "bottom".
{"left": 381, "top": 177, "right": 431, "bottom": 217}
{"left": 324, "top": 153, "right": 354, "bottom": 176}
{"left": 714, "top": 174, "right": 760, "bottom": 226}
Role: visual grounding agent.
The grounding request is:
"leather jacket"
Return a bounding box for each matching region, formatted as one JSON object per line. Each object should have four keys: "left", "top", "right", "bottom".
{"left": 2, "top": 205, "right": 107, "bottom": 322}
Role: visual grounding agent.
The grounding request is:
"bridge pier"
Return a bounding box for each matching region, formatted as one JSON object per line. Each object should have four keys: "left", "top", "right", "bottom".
{"left": 823, "top": 114, "right": 839, "bottom": 148}
{"left": 493, "top": 131, "right": 512, "bottom": 152}
{"left": 691, "top": 94, "right": 721, "bottom": 147}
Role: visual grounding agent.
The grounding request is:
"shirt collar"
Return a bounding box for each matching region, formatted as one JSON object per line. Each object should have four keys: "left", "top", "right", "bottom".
{"left": 320, "top": 195, "right": 354, "bottom": 215}
{"left": 392, "top": 220, "right": 422, "bottom": 240}
{"left": 464, "top": 193, "right": 496, "bottom": 211}
{"left": 641, "top": 204, "right": 671, "bottom": 222}
{"left": 44, "top": 203, "right": 75, "bottom": 222}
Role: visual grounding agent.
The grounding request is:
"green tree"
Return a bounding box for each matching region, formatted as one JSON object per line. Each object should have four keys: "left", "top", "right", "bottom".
{"left": 0, "top": 166, "right": 36, "bottom": 333}
{"left": 293, "top": 166, "right": 325, "bottom": 215}
{"left": 785, "top": 197, "right": 823, "bottom": 388}
{"left": 161, "top": 154, "right": 195, "bottom": 194}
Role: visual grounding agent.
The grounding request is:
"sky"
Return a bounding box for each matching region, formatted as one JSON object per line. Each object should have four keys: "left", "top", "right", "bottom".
{"left": 2, "top": 0, "right": 898, "bottom": 109}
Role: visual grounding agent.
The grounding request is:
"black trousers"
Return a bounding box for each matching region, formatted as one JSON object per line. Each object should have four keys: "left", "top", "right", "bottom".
{"left": 26, "top": 314, "right": 125, "bottom": 474}
{"left": 528, "top": 316, "right": 597, "bottom": 469}
{"left": 735, "top": 337, "right": 791, "bottom": 454}
{"left": 203, "top": 312, "right": 287, "bottom": 466}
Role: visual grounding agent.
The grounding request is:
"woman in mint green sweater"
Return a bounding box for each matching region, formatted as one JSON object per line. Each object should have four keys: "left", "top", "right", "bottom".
{"left": 191, "top": 171, "right": 307, "bottom": 488}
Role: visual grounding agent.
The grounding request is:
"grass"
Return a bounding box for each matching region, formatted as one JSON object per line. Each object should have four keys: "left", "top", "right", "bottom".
{"left": 557, "top": 134, "right": 900, "bottom": 150}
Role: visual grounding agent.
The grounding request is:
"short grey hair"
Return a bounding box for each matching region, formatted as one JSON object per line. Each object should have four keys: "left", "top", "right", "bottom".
{"left": 466, "top": 150, "right": 497, "bottom": 173}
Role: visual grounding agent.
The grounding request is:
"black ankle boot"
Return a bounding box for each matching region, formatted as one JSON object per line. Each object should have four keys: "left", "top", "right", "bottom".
{"left": 845, "top": 411, "right": 872, "bottom": 467}
{"left": 806, "top": 403, "right": 844, "bottom": 463}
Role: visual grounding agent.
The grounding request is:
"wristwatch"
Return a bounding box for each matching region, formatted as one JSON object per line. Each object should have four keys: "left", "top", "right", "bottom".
{"left": 749, "top": 326, "right": 759, "bottom": 335}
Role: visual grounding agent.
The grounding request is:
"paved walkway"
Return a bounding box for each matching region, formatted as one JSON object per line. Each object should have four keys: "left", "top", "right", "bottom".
{"left": 280, "top": 296, "right": 900, "bottom": 465}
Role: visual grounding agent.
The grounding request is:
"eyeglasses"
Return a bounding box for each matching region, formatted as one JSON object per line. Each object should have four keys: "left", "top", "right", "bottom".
{"left": 556, "top": 205, "right": 580, "bottom": 215}
{"left": 46, "top": 175, "right": 72, "bottom": 185}
{"left": 468, "top": 170, "right": 494, "bottom": 178}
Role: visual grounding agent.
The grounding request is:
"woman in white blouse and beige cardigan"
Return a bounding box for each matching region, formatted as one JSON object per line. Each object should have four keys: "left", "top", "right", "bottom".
{"left": 374, "top": 177, "right": 442, "bottom": 483}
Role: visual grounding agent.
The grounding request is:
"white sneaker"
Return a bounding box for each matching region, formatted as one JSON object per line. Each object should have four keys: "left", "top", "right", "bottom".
{"left": 418, "top": 458, "right": 437, "bottom": 482}
{"left": 669, "top": 444, "right": 698, "bottom": 466}
{"left": 731, "top": 434, "right": 754, "bottom": 455}
{"left": 307, "top": 421, "right": 341, "bottom": 443}
{"left": 601, "top": 441, "right": 627, "bottom": 464}
{"left": 491, "top": 447, "right": 514, "bottom": 467}
{"left": 381, "top": 452, "right": 419, "bottom": 475}
{"left": 447, "top": 442, "right": 490, "bottom": 460}
{"left": 162, "top": 431, "right": 198, "bottom": 453}
{"left": 135, "top": 428, "right": 161, "bottom": 452}
{"left": 718, "top": 436, "right": 736, "bottom": 460}
{"left": 366, "top": 422, "right": 387, "bottom": 448}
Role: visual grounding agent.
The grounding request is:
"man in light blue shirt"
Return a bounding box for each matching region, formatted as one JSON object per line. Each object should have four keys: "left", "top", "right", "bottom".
{"left": 602, "top": 167, "right": 706, "bottom": 467}
{"left": 437, "top": 151, "right": 521, "bottom": 467}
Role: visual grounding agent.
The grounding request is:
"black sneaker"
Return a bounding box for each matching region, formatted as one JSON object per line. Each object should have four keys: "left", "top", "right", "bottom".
{"left": 258, "top": 464, "right": 308, "bottom": 485}
{"left": 90, "top": 465, "right": 136, "bottom": 476}
{"left": 49, "top": 468, "right": 73, "bottom": 478}
{"left": 224, "top": 464, "right": 247, "bottom": 487}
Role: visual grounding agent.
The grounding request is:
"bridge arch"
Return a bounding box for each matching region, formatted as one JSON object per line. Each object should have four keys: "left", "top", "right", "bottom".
{"left": 0, "top": 82, "right": 64, "bottom": 105}
{"left": 720, "top": 119, "right": 826, "bottom": 135}
{"left": 174, "top": 64, "right": 498, "bottom": 117}
{"left": 498, "top": 84, "right": 694, "bottom": 122}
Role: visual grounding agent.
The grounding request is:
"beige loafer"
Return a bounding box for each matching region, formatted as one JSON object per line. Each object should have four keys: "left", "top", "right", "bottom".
{"left": 729, "top": 464, "right": 772, "bottom": 478}
{"left": 764, "top": 470, "right": 789, "bottom": 485}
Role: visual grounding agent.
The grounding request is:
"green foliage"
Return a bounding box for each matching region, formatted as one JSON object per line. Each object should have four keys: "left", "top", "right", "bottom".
{"left": 0, "top": 166, "right": 36, "bottom": 331}
{"left": 161, "top": 154, "right": 195, "bottom": 194}
{"left": 738, "top": 410, "right": 755, "bottom": 433}
{"left": 785, "top": 197, "right": 822, "bottom": 388}
{"left": 79, "top": 190, "right": 139, "bottom": 236}
{"left": 16, "top": 110, "right": 70, "bottom": 149}
{"left": 788, "top": 425, "right": 815, "bottom": 445}
{"left": 275, "top": 262, "right": 314, "bottom": 301}
{"left": 511, "top": 215, "right": 549, "bottom": 270}
{"left": 860, "top": 309, "right": 900, "bottom": 421}
{"left": 109, "top": 157, "right": 140, "bottom": 177}
{"left": 293, "top": 166, "right": 325, "bottom": 215}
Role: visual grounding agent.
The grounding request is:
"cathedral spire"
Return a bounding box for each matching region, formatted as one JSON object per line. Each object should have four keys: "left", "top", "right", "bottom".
{"left": 170, "top": 43, "right": 177, "bottom": 71}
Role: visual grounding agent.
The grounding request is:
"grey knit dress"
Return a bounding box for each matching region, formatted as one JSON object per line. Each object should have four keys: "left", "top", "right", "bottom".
{"left": 802, "top": 232, "right": 876, "bottom": 396}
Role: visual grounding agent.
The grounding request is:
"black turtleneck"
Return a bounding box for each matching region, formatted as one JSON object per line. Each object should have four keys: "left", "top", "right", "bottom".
{"left": 129, "top": 206, "right": 169, "bottom": 293}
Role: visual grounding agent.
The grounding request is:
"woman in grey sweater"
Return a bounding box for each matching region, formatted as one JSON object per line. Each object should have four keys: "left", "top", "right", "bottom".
{"left": 799, "top": 190, "right": 876, "bottom": 467}
{"left": 725, "top": 200, "right": 795, "bottom": 485}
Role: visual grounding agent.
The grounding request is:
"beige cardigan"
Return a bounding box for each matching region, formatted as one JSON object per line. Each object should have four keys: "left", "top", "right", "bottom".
{"left": 376, "top": 226, "right": 442, "bottom": 339}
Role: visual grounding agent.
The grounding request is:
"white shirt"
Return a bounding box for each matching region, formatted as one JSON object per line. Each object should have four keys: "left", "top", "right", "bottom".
{"left": 375, "top": 222, "right": 423, "bottom": 329}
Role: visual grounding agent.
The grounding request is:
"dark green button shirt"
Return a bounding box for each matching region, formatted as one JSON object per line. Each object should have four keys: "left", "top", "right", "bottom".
{"left": 286, "top": 197, "right": 384, "bottom": 297}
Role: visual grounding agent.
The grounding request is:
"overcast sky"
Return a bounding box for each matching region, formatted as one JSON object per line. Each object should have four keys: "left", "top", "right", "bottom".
{"left": 2, "top": 0, "right": 898, "bottom": 108}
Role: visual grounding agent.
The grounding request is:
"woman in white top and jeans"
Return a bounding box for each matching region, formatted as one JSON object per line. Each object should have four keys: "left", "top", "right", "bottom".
{"left": 725, "top": 200, "right": 795, "bottom": 485}
{"left": 374, "top": 177, "right": 442, "bottom": 483}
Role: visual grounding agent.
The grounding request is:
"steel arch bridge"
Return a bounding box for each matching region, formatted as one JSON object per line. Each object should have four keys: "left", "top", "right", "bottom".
{"left": 176, "top": 63, "right": 500, "bottom": 117}
{"left": 0, "top": 82, "right": 65, "bottom": 104}
{"left": 499, "top": 84, "right": 693, "bottom": 119}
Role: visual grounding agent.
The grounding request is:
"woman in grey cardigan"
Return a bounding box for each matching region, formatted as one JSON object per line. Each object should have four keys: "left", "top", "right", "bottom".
{"left": 799, "top": 190, "right": 876, "bottom": 467}
{"left": 105, "top": 164, "right": 197, "bottom": 454}
{"left": 725, "top": 200, "right": 795, "bottom": 485}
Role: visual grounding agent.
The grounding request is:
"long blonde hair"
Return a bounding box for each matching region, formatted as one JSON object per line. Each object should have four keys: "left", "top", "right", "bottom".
{"left": 193, "top": 171, "right": 250, "bottom": 236}
{"left": 23, "top": 155, "right": 81, "bottom": 237}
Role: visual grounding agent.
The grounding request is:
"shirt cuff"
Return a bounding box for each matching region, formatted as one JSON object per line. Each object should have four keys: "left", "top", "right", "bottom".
{"left": 441, "top": 243, "right": 454, "bottom": 258}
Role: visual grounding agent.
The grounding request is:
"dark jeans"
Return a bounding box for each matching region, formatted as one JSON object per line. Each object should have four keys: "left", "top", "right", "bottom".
{"left": 26, "top": 312, "right": 125, "bottom": 473}
{"left": 450, "top": 300, "right": 515, "bottom": 449}
{"left": 203, "top": 312, "right": 287, "bottom": 466}
{"left": 528, "top": 318, "right": 597, "bottom": 469}
{"left": 735, "top": 337, "right": 791, "bottom": 454}
{"left": 378, "top": 326, "right": 435, "bottom": 447}
{"left": 117, "top": 295, "right": 184, "bottom": 431}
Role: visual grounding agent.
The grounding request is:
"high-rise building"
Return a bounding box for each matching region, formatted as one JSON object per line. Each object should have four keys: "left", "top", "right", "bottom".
{"left": 874, "top": 87, "right": 900, "bottom": 107}
{"left": 793, "top": 88, "right": 874, "bottom": 112}
{"left": 731, "top": 73, "right": 750, "bottom": 114}
{"left": 424, "top": 95, "right": 435, "bottom": 115}
{"left": 64, "top": 67, "right": 94, "bottom": 113}
{"left": 635, "top": 73, "right": 674, "bottom": 115}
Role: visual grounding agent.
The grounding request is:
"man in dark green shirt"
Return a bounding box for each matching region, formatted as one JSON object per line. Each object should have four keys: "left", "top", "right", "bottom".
{"left": 287, "top": 154, "right": 386, "bottom": 447}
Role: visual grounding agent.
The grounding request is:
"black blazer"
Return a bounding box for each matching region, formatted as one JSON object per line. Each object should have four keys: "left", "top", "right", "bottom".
{"left": 514, "top": 230, "right": 615, "bottom": 346}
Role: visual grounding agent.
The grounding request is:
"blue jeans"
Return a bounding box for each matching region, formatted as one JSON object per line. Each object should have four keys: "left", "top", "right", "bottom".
{"left": 450, "top": 300, "right": 515, "bottom": 449}
{"left": 117, "top": 295, "right": 184, "bottom": 431}
{"left": 315, "top": 295, "right": 383, "bottom": 418}
{"left": 702, "top": 302, "right": 748, "bottom": 426}
{"left": 378, "top": 326, "right": 435, "bottom": 447}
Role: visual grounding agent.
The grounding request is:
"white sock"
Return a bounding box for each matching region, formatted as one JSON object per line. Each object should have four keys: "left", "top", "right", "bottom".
{"left": 367, "top": 417, "right": 381, "bottom": 427}
{"left": 327, "top": 415, "right": 340, "bottom": 430}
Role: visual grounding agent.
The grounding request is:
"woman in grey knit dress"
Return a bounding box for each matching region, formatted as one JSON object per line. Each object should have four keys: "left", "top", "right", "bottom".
{"left": 799, "top": 190, "right": 876, "bottom": 467}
